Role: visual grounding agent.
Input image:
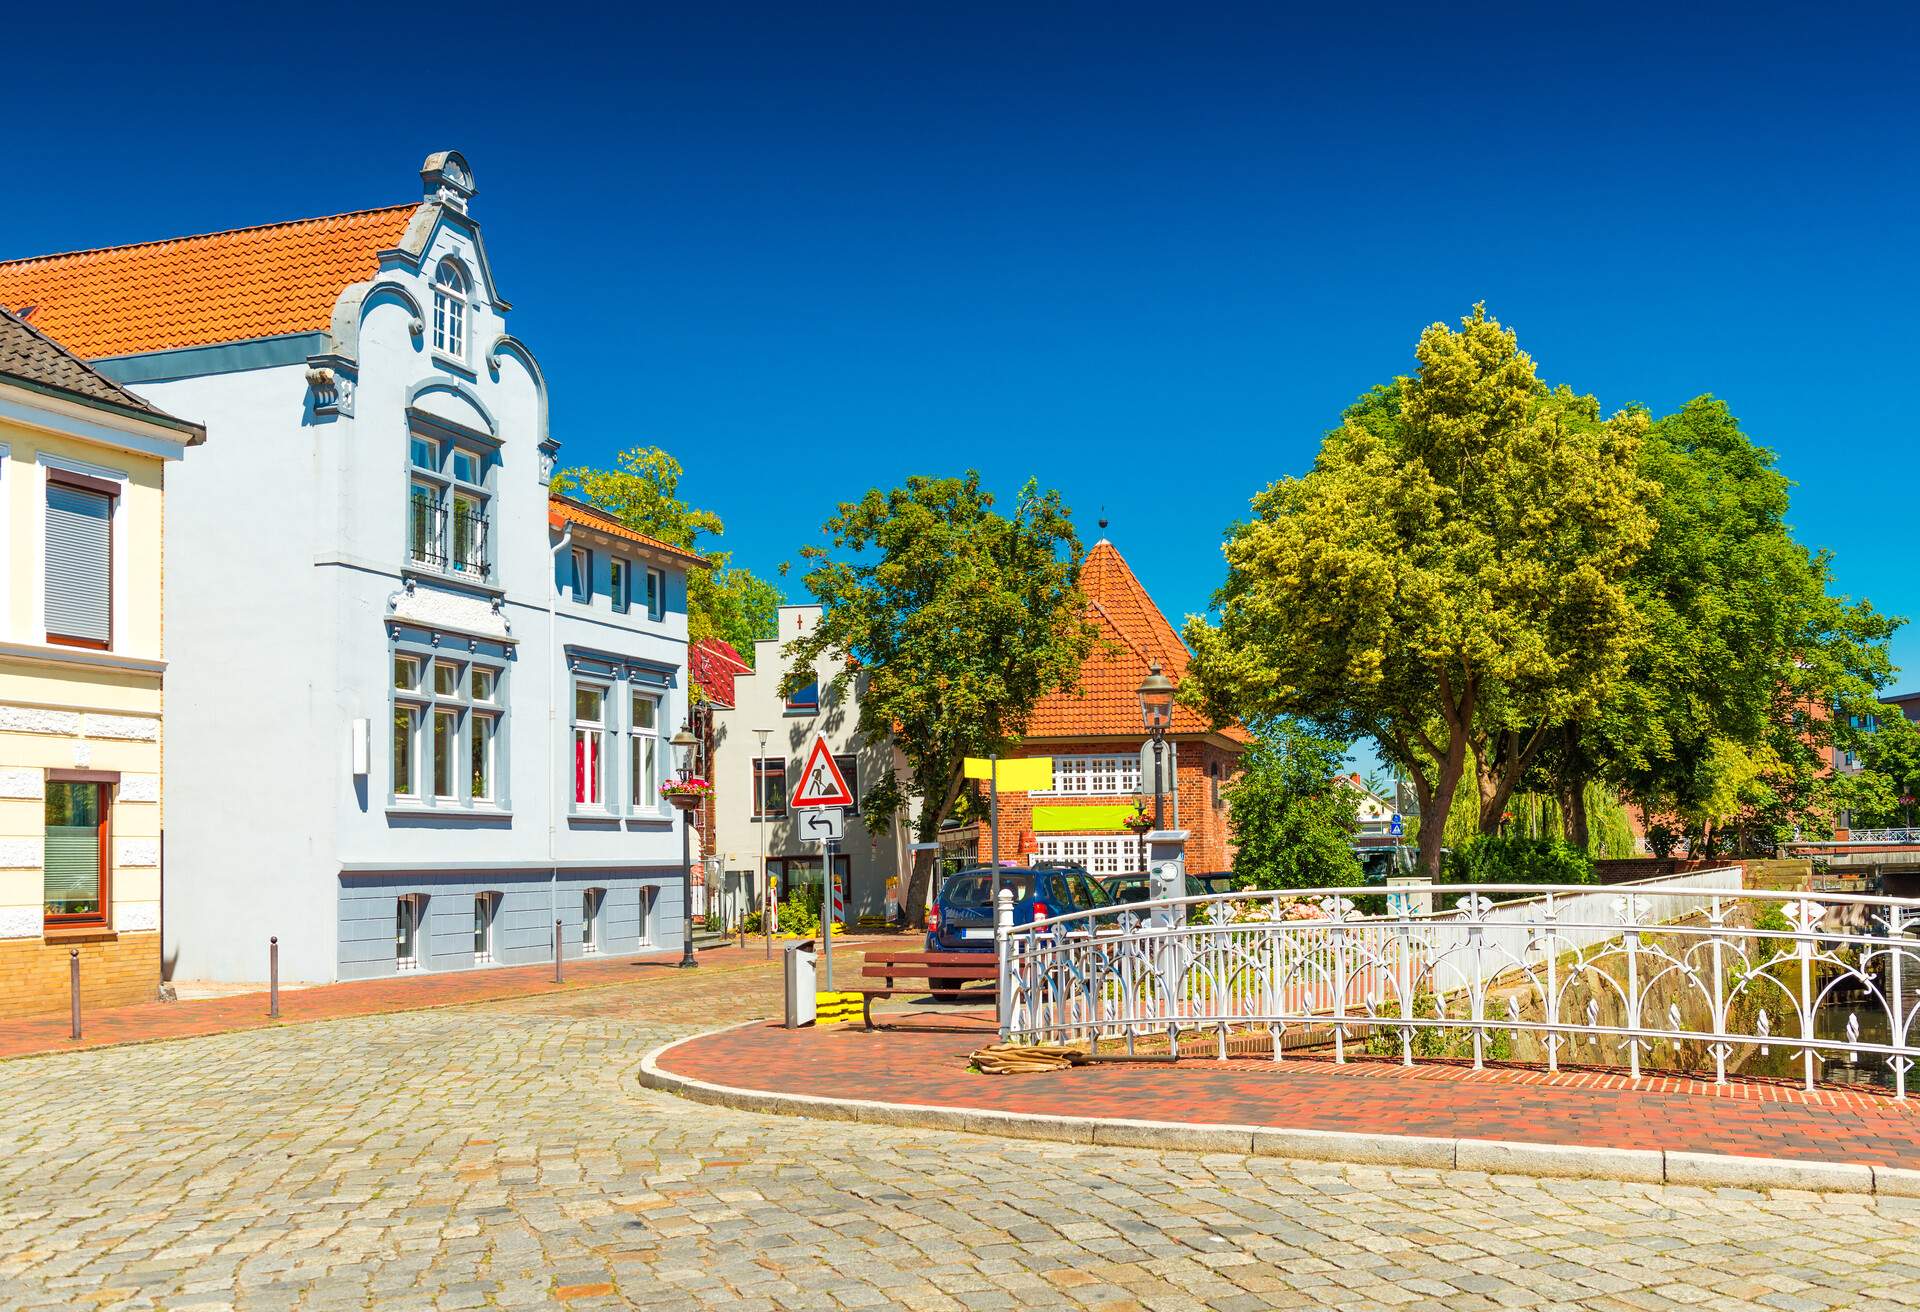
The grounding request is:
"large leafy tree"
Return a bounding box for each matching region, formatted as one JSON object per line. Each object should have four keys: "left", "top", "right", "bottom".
{"left": 1185, "top": 307, "right": 1655, "bottom": 877}
{"left": 783, "top": 473, "right": 1095, "bottom": 924}
{"left": 1833, "top": 710, "right": 1920, "bottom": 829}
{"left": 1226, "top": 718, "right": 1364, "bottom": 890}
{"left": 556, "top": 447, "right": 781, "bottom": 663}
{"left": 1577, "top": 398, "right": 1897, "bottom": 852}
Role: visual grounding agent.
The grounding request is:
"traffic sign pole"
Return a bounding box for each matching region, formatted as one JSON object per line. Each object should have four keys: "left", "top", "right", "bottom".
{"left": 788, "top": 736, "right": 855, "bottom": 994}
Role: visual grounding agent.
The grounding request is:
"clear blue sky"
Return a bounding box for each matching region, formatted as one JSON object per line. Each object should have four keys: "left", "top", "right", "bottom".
{"left": 8, "top": 3, "right": 1916, "bottom": 695}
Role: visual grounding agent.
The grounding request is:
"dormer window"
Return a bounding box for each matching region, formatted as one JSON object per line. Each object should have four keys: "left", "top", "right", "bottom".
{"left": 432, "top": 259, "right": 469, "bottom": 359}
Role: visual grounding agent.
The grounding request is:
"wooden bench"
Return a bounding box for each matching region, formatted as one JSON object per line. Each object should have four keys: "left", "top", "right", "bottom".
{"left": 850, "top": 949, "right": 998, "bottom": 1028}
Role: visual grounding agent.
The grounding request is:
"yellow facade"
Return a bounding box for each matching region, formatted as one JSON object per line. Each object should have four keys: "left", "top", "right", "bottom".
{"left": 0, "top": 391, "right": 184, "bottom": 1017}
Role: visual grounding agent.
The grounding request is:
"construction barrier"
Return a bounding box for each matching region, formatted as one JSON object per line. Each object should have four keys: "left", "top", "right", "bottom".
{"left": 814, "top": 990, "right": 863, "bottom": 1026}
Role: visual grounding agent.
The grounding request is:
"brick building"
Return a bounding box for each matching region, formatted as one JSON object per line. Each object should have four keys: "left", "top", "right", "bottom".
{"left": 965, "top": 538, "right": 1248, "bottom": 876}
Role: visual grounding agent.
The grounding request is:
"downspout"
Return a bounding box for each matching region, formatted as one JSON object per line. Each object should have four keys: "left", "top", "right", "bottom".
{"left": 549, "top": 520, "right": 573, "bottom": 961}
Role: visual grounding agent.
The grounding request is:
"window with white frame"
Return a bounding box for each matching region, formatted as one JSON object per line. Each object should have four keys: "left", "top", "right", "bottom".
{"left": 473, "top": 892, "right": 497, "bottom": 963}
{"left": 1041, "top": 754, "right": 1142, "bottom": 796}
{"left": 1035, "top": 834, "right": 1135, "bottom": 876}
{"left": 433, "top": 258, "right": 469, "bottom": 359}
{"left": 629, "top": 689, "right": 663, "bottom": 811}
{"left": 45, "top": 468, "right": 117, "bottom": 649}
{"left": 395, "top": 894, "right": 425, "bottom": 970}
{"left": 611, "top": 558, "right": 630, "bottom": 613}
{"left": 407, "top": 432, "right": 491, "bottom": 578}
{"left": 392, "top": 648, "right": 507, "bottom": 808}
{"left": 645, "top": 567, "right": 666, "bottom": 621}
{"left": 582, "top": 887, "right": 605, "bottom": 953}
{"left": 569, "top": 547, "right": 591, "bottom": 603}
{"left": 572, "top": 679, "right": 609, "bottom": 809}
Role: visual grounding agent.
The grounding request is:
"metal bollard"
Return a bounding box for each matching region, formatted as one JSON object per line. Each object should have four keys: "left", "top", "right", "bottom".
{"left": 269, "top": 936, "right": 279, "bottom": 1018}
{"left": 69, "top": 949, "right": 81, "bottom": 1041}
{"left": 554, "top": 919, "right": 563, "bottom": 983}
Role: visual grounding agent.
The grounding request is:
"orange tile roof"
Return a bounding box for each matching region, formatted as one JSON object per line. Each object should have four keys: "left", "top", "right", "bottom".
{"left": 547, "top": 496, "right": 711, "bottom": 568}
{"left": 1023, "top": 540, "right": 1249, "bottom": 746}
{"left": 0, "top": 204, "right": 418, "bottom": 359}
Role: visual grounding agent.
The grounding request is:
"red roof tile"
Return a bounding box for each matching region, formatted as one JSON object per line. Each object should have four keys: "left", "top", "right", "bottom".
{"left": 1023, "top": 540, "right": 1249, "bottom": 745}
{"left": 548, "top": 497, "right": 710, "bottom": 569}
{"left": 689, "top": 637, "right": 748, "bottom": 707}
{"left": 0, "top": 204, "right": 418, "bottom": 359}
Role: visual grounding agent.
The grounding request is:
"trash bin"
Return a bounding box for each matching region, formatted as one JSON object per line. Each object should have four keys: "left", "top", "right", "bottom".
{"left": 784, "top": 939, "right": 818, "bottom": 1028}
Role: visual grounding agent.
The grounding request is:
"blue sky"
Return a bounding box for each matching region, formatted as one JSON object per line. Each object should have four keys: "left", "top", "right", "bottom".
{"left": 8, "top": 3, "right": 1916, "bottom": 698}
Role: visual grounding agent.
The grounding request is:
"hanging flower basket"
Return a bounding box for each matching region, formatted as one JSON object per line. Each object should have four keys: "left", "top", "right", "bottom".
{"left": 1122, "top": 802, "right": 1155, "bottom": 835}
{"left": 659, "top": 777, "right": 713, "bottom": 811}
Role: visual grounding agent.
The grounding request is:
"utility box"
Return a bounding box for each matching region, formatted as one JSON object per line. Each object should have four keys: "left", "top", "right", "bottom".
{"left": 784, "top": 939, "right": 818, "bottom": 1028}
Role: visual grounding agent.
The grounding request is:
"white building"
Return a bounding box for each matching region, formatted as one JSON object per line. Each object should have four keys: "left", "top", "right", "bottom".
{"left": 0, "top": 152, "right": 702, "bottom": 983}
{"left": 706, "top": 606, "right": 913, "bottom": 925}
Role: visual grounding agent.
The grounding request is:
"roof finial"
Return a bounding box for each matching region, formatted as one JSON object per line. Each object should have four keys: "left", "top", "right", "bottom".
{"left": 421, "top": 151, "right": 476, "bottom": 210}
{"left": 1097, "top": 506, "right": 1109, "bottom": 536}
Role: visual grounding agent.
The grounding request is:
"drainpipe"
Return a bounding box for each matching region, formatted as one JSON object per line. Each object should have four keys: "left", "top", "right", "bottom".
{"left": 548, "top": 521, "right": 573, "bottom": 961}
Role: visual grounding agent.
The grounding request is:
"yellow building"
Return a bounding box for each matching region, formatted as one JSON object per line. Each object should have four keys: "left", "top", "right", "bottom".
{"left": 0, "top": 309, "right": 202, "bottom": 1017}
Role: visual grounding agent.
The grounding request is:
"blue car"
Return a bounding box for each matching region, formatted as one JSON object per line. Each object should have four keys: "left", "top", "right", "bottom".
{"left": 925, "top": 865, "right": 1115, "bottom": 952}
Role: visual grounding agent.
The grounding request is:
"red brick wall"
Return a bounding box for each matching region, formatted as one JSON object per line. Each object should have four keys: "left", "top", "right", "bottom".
{"left": 972, "top": 740, "right": 1240, "bottom": 872}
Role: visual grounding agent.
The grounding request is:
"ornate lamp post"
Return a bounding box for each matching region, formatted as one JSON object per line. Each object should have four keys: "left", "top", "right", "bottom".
{"left": 665, "top": 723, "right": 703, "bottom": 969}
{"left": 1137, "top": 663, "right": 1175, "bottom": 832}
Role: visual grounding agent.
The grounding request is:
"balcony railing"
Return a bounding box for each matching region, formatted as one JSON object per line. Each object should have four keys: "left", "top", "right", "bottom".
{"left": 409, "top": 493, "right": 491, "bottom": 579}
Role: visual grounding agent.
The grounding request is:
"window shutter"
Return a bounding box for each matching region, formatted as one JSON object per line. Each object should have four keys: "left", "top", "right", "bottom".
{"left": 46, "top": 484, "right": 112, "bottom": 644}
{"left": 44, "top": 826, "right": 101, "bottom": 907}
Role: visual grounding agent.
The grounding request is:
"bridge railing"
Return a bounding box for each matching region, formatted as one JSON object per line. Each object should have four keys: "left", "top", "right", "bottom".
{"left": 1834, "top": 828, "right": 1920, "bottom": 845}
{"left": 996, "top": 872, "right": 1920, "bottom": 1099}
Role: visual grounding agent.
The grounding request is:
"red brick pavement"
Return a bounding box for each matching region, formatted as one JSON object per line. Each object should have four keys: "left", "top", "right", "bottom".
{"left": 655, "top": 1017, "right": 1920, "bottom": 1169}
{"left": 0, "top": 938, "right": 879, "bottom": 1061}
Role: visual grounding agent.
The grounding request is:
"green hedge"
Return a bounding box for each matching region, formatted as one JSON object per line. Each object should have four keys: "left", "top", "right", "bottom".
{"left": 1442, "top": 834, "right": 1596, "bottom": 893}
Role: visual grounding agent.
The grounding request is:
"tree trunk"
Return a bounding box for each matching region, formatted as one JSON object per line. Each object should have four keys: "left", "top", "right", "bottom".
{"left": 900, "top": 764, "right": 966, "bottom": 928}
{"left": 1415, "top": 734, "right": 1469, "bottom": 879}
{"left": 1562, "top": 778, "right": 1590, "bottom": 851}
{"left": 1477, "top": 725, "right": 1549, "bottom": 835}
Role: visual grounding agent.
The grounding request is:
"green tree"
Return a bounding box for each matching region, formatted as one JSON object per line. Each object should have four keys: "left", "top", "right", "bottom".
{"left": 1185, "top": 307, "right": 1655, "bottom": 877}
{"left": 782, "top": 473, "right": 1096, "bottom": 924}
{"left": 1225, "top": 718, "right": 1363, "bottom": 890}
{"left": 1579, "top": 398, "right": 1898, "bottom": 852}
{"left": 556, "top": 446, "right": 781, "bottom": 664}
{"left": 1832, "top": 709, "right": 1920, "bottom": 829}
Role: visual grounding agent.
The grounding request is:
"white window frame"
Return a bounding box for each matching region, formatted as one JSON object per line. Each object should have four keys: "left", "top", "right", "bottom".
{"left": 645, "top": 567, "right": 666, "bottom": 621}
{"left": 569, "top": 547, "right": 592, "bottom": 604}
{"left": 433, "top": 258, "right": 469, "bottom": 360}
{"left": 629, "top": 688, "right": 665, "bottom": 814}
{"left": 1034, "top": 753, "right": 1142, "bottom": 797}
{"left": 571, "top": 677, "right": 611, "bottom": 812}
{"left": 610, "top": 558, "right": 630, "bottom": 613}
{"left": 395, "top": 894, "right": 425, "bottom": 971}
{"left": 582, "top": 887, "right": 605, "bottom": 953}
{"left": 390, "top": 644, "right": 508, "bottom": 811}
{"left": 1035, "top": 834, "right": 1135, "bottom": 876}
{"left": 473, "top": 892, "right": 497, "bottom": 963}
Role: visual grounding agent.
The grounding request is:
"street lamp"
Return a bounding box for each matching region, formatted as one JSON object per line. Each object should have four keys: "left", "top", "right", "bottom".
{"left": 755, "top": 727, "right": 772, "bottom": 960}
{"left": 1137, "top": 663, "right": 1175, "bottom": 832}
{"left": 669, "top": 722, "right": 701, "bottom": 968}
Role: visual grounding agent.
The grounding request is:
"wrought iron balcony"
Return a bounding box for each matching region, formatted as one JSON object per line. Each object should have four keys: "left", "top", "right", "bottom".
{"left": 409, "top": 492, "right": 491, "bottom": 579}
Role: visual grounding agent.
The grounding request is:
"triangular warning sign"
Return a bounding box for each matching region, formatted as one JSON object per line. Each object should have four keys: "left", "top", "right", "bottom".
{"left": 790, "top": 736, "right": 854, "bottom": 808}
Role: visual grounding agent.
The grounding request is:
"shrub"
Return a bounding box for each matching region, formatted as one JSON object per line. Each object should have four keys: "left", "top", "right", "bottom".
{"left": 1443, "top": 834, "right": 1595, "bottom": 892}
{"left": 1645, "top": 822, "right": 1681, "bottom": 859}
{"left": 776, "top": 890, "right": 820, "bottom": 937}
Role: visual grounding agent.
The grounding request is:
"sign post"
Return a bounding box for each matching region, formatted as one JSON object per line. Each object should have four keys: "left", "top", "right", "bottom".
{"left": 789, "top": 737, "right": 855, "bottom": 991}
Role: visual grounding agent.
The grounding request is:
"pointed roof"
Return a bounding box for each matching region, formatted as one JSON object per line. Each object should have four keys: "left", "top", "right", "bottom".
{"left": 547, "top": 495, "right": 710, "bottom": 569}
{"left": 0, "top": 307, "right": 202, "bottom": 439}
{"left": 689, "top": 636, "right": 752, "bottom": 708}
{"left": 0, "top": 203, "right": 418, "bottom": 359}
{"left": 1023, "top": 540, "right": 1248, "bottom": 744}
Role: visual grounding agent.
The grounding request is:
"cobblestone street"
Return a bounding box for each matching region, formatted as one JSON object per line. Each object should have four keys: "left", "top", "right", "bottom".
{"left": 4, "top": 958, "right": 1920, "bottom": 1311}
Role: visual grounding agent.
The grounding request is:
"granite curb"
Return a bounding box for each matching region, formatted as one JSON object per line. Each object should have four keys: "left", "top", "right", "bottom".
{"left": 640, "top": 1021, "right": 1919, "bottom": 1197}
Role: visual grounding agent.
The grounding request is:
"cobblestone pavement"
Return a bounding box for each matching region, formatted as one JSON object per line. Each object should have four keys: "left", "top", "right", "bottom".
{"left": 4, "top": 961, "right": 1920, "bottom": 1312}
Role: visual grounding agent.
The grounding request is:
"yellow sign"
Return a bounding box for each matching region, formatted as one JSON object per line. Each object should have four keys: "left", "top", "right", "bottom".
{"left": 1031, "top": 804, "right": 1137, "bottom": 833}
{"left": 962, "top": 756, "right": 1053, "bottom": 791}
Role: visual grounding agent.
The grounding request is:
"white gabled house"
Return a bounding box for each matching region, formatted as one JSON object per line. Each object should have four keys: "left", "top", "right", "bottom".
{"left": 0, "top": 152, "right": 703, "bottom": 984}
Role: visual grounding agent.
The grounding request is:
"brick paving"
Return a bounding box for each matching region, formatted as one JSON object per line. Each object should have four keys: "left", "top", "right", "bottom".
{"left": 658, "top": 1019, "right": 1920, "bottom": 1169}
{"left": 4, "top": 957, "right": 1920, "bottom": 1309}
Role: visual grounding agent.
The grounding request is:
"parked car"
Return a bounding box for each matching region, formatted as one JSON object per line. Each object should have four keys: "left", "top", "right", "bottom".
{"left": 925, "top": 865, "right": 1114, "bottom": 953}
{"left": 1099, "top": 871, "right": 1243, "bottom": 904}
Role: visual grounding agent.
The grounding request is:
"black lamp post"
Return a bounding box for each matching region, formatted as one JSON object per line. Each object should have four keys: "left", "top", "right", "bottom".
{"left": 668, "top": 723, "right": 701, "bottom": 968}
{"left": 1137, "top": 663, "right": 1175, "bottom": 831}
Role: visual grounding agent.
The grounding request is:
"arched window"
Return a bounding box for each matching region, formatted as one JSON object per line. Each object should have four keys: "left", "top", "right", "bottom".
{"left": 432, "top": 259, "right": 469, "bottom": 359}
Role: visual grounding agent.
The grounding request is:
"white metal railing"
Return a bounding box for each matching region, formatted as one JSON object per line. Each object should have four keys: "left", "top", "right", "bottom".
{"left": 995, "top": 870, "right": 1920, "bottom": 1099}
{"left": 1838, "top": 828, "right": 1920, "bottom": 845}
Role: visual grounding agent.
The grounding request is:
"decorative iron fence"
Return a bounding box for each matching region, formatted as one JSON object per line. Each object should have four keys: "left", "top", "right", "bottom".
{"left": 997, "top": 871, "right": 1920, "bottom": 1099}
{"left": 1839, "top": 828, "right": 1920, "bottom": 845}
